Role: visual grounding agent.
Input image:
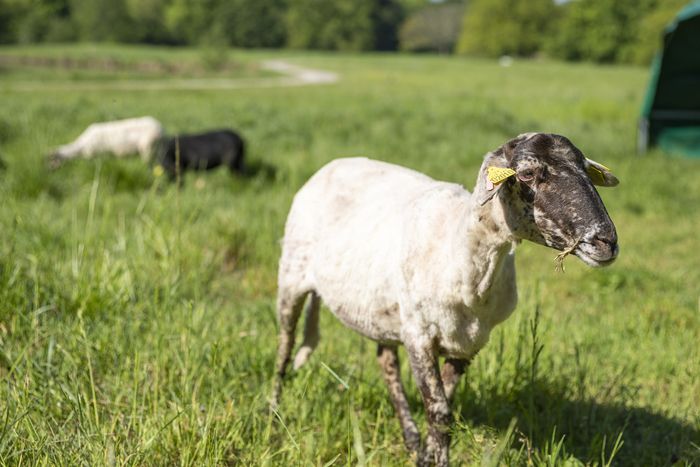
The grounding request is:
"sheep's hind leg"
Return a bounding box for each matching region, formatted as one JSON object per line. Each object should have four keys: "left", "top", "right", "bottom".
{"left": 293, "top": 292, "right": 320, "bottom": 370}
{"left": 406, "top": 342, "right": 452, "bottom": 467}
{"left": 271, "top": 290, "right": 308, "bottom": 407}
{"left": 377, "top": 345, "right": 421, "bottom": 457}
{"left": 441, "top": 358, "right": 469, "bottom": 403}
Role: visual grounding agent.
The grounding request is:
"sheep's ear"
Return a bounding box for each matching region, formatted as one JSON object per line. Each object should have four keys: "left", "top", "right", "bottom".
{"left": 479, "top": 166, "right": 516, "bottom": 205}
{"left": 585, "top": 158, "right": 619, "bottom": 187}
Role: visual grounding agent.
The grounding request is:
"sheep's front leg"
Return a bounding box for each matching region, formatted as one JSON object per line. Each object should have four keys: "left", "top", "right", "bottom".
{"left": 377, "top": 345, "right": 421, "bottom": 456}
{"left": 441, "top": 358, "right": 469, "bottom": 403}
{"left": 271, "top": 291, "right": 307, "bottom": 406}
{"left": 406, "top": 342, "right": 452, "bottom": 467}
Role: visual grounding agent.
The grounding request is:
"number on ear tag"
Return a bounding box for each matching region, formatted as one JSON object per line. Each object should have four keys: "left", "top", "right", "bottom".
{"left": 486, "top": 166, "right": 516, "bottom": 185}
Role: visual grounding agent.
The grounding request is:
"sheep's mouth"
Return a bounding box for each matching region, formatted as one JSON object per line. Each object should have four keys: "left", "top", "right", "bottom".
{"left": 573, "top": 242, "right": 618, "bottom": 268}
{"left": 549, "top": 235, "right": 618, "bottom": 270}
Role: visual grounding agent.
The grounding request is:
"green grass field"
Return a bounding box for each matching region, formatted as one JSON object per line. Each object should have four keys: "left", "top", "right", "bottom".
{"left": 0, "top": 45, "right": 698, "bottom": 466}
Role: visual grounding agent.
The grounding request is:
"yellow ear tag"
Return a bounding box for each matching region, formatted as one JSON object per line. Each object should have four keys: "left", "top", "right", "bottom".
{"left": 487, "top": 166, "right": 516, "bottom": 185}
{"left": 586, "top": 165, "right": 608, "bottom": 185}
{"left": 153, "top": 165, "right": 164, "bottom": 177}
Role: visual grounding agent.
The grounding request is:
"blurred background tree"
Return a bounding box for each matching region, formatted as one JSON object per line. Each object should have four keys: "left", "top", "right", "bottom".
{"left": 124, "top": 0, "right": 173, "bottom": 44}
{"left": 455, "top": 0, "right": 557, "bottom": 57}
{"left": 285, "top": 0, "right": 373, "bottom": 51}
{"left": 70, "top": 0, "right": 131, "bottom": 42}
{"left": 286, "top": 0, "right": 401, "bottom": 51}
{"left": 163, "top": 0, "right": 211, "bottom": 45}
{"left": 545, "top": 0, "right": 654, "bottom": 63}
{"left": 0, "top": 0, "right": 18, "bottom": 43}
{"left": 399, "top": 1, "right": 465, "bottom": 53}
{"left": 0, "top": 0, "right": 690, "bottom": 66}
{"left": 8, "top": 0, "right": 76, "bottom": 43}
{"left": 0, "top": 0, "right": 26, "bottom": 43}
{"left": 627, "top": 0, "right": 689, "bottom": 65}
{"left": 372, "top": 0, "right": 405, "bottom": 51}
{"left": 224, "top": 0, "right": 287, "bottom": 48}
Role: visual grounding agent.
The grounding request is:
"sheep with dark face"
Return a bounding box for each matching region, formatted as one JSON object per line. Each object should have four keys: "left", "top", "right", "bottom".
{"left": 273, "top": 133, "right": 619, "bottom": 466}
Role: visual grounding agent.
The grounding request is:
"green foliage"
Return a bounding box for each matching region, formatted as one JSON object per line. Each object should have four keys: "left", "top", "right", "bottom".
{"left": 165, "top": 0, "right": 288, "bottom": 48}
{"left": 399, "top": 2, "right": 465, "bottom": 53}
{"left": 285, "top": 0, "right": 404, "bottom": 51}
{"left": 286, "top": 0, "right": 376, "bottom": 51}
{"left": 548, "top": 0, "right": 655, "bottom": 62}
{"left": 198, "top": 26, "right": 230, "bottom": 71}
{"left": 456, "top": 0, "right": 558, "bottom": 57}
{"left": 0, "top": 0, "right": 290, "bottom": 48}
{"left": 221, "top": 0, "right": 288, "bottom": 48}
{"left": 0, "top": 0, "right": 401, "bottom": 51}
{"left": 454, "top": 0, "right": 692, "bottom": 64}
{"left": 0, "top": 44, "right": 699, "bottom": 465}
{"left": 9, "top": 0, "right": 75, "bottom": 43}
{"left": 0, "top": 0, "right": 693, "bottom": 62}
{"left": 162, "top": 0, "right": 213, "bottom": 45}
{"left": 123, "top": 0, "right": 173, "bottom": 44}
{"left": 396, "top": 0, "right": 433, "bottom": 14}
{"left": 372, "top": 0, "right": 405, "bottom": 51}
{"left": 70, "top": 0, "right": 131, "bottom": 42}
{"left": 0, "top": 0, "right": 20, "bottom": 44}
{"left": 545, "top": 0, "right": 668, "bottom": 64}
{"left": 626, "top": 0, "right": 688, "bottom": 65}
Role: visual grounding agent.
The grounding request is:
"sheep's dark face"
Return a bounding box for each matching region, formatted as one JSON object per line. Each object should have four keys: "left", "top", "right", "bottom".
{"left": 494, "top": 133, "right": 619, "bottom": 267}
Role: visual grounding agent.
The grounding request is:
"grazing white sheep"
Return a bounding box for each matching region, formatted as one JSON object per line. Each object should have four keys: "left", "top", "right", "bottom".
{"left": 49, "top": 116, "right": 165, "bottom": 166}
{"left": 272, "top": 133, "right": 619, "bottom": 466}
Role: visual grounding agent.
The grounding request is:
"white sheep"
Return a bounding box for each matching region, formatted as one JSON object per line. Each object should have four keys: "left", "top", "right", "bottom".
{"left": 273, "top": 133, "right": 619, "bottom": 466}
{"left": 49, "top": 116, "right": 165, "bottom": 166}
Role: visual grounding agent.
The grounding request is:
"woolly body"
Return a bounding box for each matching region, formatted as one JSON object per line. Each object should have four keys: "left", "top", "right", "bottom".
{"left": 279, "top": 157, "right": 517, "bottom": 359}
{"left": 158, "top": 129, "right": 245, "bottom": 179}
{"left": 52, "top": 116, "right": 164, "bottom": 162}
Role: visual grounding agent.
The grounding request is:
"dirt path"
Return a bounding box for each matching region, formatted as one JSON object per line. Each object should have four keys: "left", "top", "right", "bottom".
{"left": 1, "top": 59, "right": 339, "bottom": 92}
{"left": 260, "top": 60, "right": 338, "bottom": 86}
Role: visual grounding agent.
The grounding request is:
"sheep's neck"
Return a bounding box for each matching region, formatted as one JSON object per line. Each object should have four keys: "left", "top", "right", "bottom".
{"left": 465, "top": 190, "right": 516, "bottom": 298}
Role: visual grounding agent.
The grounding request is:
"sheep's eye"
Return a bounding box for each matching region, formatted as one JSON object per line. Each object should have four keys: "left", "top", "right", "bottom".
{"left": 517, "top": 170, "right": 535, "bottom": 182}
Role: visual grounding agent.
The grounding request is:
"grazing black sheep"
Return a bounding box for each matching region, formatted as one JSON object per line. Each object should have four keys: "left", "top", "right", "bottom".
{"left": 158, "top": 130, "right": 245, "bottom": 180}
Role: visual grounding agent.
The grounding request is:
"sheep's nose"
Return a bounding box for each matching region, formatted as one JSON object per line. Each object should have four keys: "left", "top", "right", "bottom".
{"left": 591, "top": 233, "right": 618, "bottom": 258}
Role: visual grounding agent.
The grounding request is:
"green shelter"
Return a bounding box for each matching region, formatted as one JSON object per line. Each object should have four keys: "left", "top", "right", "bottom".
{"left": 639, "top": 1, "right": 700, "bottom": 156}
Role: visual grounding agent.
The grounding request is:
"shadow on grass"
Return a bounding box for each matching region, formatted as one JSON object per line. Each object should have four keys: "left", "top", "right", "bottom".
{"left": 455, "top": 378, "right": 700, "bottom": 465}
{"left": 150, "top": 158, "right": 278, "bottom": 188}
{"left": 241, "top": 159, "right": 277, "bottom": 182}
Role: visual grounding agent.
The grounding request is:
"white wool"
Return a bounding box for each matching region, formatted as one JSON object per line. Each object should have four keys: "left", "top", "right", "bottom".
{"left": 53, "top": 116, "right": 164, "bottom": 162}
{"left": 279, "top": 157, "right": 519, "bottom": 359}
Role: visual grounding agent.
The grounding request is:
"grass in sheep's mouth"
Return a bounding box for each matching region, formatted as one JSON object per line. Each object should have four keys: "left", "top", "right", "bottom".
{"left": 554, "top": 237, "right": 581, "bottom": 273}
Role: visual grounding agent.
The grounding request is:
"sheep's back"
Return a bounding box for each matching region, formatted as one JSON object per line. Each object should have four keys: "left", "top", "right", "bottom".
{"left": 281, "top": 158, "right": 472, "bottom": 341}
{"left": 77, "top": 117, "right": 164, "bottom": 157}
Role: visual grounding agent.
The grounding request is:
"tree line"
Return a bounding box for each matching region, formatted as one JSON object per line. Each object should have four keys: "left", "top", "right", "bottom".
{"left": 0, "top": 0, "right": 688, "bottom": 65}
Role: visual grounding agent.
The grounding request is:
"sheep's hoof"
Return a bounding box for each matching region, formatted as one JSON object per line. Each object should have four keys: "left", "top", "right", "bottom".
{"left": 47, "top": 155, "right": 62, "bottom": 170}
{"left": 292, "top": 346, "right": 313, "bottom": 370}
{"left": 415, "top": 448, "right": 432, "bottom": 467}
{"left": 402, "top": 429, "right": 421, "bottom": 457}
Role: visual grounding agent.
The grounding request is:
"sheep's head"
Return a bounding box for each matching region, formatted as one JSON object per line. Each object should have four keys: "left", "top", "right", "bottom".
{"left": 479, "top": 133, "right": 619, "bottom": 268}
{"left": 47, "top": 151, "right": 64, "bottom": 170}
